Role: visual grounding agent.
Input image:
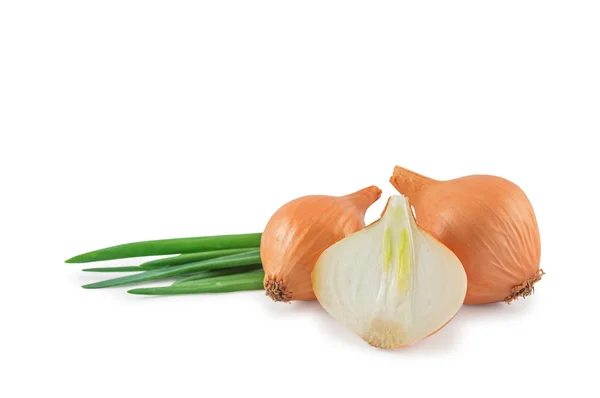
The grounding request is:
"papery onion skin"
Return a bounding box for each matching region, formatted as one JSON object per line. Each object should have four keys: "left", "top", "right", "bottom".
{"left": 261, "top": 186, "right": 382, "bottom": 302}
{"left": 390, "top": 166, "right": 542, "bottom": 304}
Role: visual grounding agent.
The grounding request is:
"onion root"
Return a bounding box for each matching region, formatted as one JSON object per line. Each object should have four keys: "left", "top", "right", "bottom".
{"left": 504, "top": 269, "right": 545, "bottom": 304}
{"left": 264, "top": 276, "right": 292, "bottom": 303}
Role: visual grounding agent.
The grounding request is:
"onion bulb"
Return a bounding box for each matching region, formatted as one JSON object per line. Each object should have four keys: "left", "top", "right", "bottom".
{"left": 312, "top": 195, "right": 467, "bottom": 349}
{"left": 261, "top": 185, "right": 382, "bottom": 302}
{"left": 390, "top": 166, "right": 542, "bottom": 304}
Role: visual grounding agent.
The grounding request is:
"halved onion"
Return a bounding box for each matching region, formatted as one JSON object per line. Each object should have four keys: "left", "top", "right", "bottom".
{"left": 312, "top": 195, "right": 467, "bottom": 349}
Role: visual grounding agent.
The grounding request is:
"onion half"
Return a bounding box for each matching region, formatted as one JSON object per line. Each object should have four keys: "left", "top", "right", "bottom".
{"left": 312, "top": 195, "right": 467, "bottom": 349}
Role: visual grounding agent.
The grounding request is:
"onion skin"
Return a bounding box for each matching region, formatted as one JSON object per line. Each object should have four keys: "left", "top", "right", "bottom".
{"left": 390, "top": 166, "right": 542, "bottom": 304}
{"left": 261, "top": 186, "right": 382, "bottom": 302}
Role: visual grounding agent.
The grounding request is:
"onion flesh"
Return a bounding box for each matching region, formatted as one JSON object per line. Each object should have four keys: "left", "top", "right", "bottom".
{"left": 312, "top": 195, "right": 467, "bottom": 349}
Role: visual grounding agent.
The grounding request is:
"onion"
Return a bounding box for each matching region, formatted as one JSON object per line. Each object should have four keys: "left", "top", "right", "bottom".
{"left": 261, "top": 186, "right": 382, "bottom": 302}
{"left": 390, "top": 166, "right": 542, "bottom": 304}
{"left": 312, "top": 195, "right": 467, "bottom": 349}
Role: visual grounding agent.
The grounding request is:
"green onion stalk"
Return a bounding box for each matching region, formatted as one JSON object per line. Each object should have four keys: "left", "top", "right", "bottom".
{"left": 66, "top": 233, "right": 266, "bottom": 296}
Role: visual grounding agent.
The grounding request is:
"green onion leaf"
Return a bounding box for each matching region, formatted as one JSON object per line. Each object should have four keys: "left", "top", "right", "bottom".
{"left": 138, "top": 248, "right": 258, "bottom": 270}
{"left": 81, "top": 250, "right": 261, "bottom": 289}
{"left": 128, "top": 271, "right": 265, "bottom": 295}
{"left": 82, "top": 266, "right": 143, "bottom": 273}
{"left": 173, "top": 264, "right": 263, "bottom": 285}
{"left": 66, "top": 232, "right": 262, "bottom": 263}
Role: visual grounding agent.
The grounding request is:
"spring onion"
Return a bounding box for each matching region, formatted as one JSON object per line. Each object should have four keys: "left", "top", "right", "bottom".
{"left": 138, "top": 248, "right": 257, "bottom": 270}
{"left": 128, "top": 270, "right": 265, "bottom": 295}
{"left": 82, "top": 250, "right": 261, "bottom": 289}
{"left": 66, "top": 232, "right": 262, "bottom": 263}
{"left": 82, "top": 266, "right": 143, "bottom": 273}
{"left": 172, "top": 264, "right": 263, "bottom": 285}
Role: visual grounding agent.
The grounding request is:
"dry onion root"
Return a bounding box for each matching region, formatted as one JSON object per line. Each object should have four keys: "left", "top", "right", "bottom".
{"left": 261, "top": 186, "right": 382, "bottom": 302}
{"left": 390, "top": 166, "right": 543, "bottom": 304}
{"left": 312, "top": 195, "right": 467, "bottom": 349}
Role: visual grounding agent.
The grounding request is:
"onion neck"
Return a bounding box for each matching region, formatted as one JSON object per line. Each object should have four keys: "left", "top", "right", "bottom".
{"left": 345, "top": 186, "right": 383, "bottom": 216}
{"left": 389, "top": 166, "right": 436, "bottom": 199}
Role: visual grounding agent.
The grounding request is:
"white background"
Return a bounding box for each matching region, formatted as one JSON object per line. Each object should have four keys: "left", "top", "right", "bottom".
{"left": 1, "top": 1, "right": 599, "bottom": 397}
